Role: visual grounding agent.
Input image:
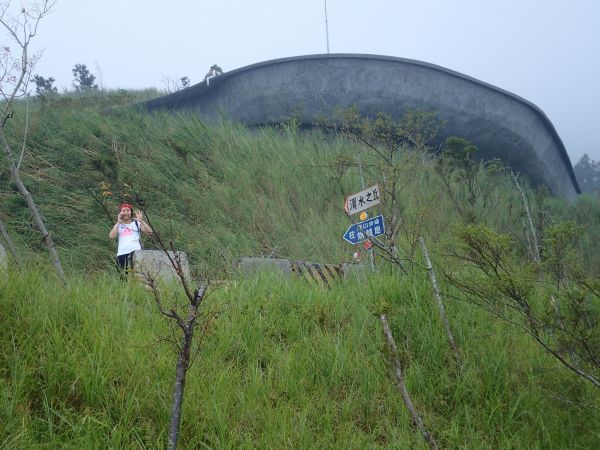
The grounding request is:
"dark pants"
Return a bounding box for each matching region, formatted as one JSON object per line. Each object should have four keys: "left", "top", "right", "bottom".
{"left": 116, "top": 252, "right": 134, "bottom": 277}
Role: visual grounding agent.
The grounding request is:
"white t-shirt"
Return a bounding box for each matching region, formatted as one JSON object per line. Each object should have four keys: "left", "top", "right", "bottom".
{"left": 117, "top": 220, "right": 142, "bottom": 256}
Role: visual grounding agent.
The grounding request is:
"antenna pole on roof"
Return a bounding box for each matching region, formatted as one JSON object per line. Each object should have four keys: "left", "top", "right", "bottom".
{"left": 324, "top": 0, "right": 330, "bottom": 53}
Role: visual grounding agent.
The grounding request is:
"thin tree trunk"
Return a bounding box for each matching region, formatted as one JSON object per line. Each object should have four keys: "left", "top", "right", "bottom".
{"left": 167, "top": 285, "right": 207, "bottom": 450}
{"left": 419, "top": 236, "right": 462, "bottom": 367}
{"left": 512, "top": 172, "right": 541, "bottom": 263}
{"left": 521, "top": 218, "right": 534, "bottom": 262}
{"left": 379, "top": 314, "right": 439, "bottom": 450}
{"left": 167, "top": 328, "right": 193, "bottom": 450}
{"left": 0, "top": 218, "right": 21, "bottom": 266}
{"left": 0, "top": 130, "right": 66, "bottom": 285}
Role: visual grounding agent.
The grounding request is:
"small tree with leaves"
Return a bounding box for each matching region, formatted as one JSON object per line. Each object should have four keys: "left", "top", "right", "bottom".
{"left": 446, "top": 222, "right": 600, "bottom": 389}
{"left": 72, "top": 63, "right": 97, "bottom": 91}
{"left": 32, "top": 74, "right": 57, "bottom": 96}
{"left": 32, "top": 73, "right": 56, "bottom": 110}
{"left": 435, "top": 136, "right": 479, "bottom": 217}
{"left": 574, "top": 153, "right": 600, "bottom": 195}
{"left": 436, "top": 136, "right": 510, "bottom": 223}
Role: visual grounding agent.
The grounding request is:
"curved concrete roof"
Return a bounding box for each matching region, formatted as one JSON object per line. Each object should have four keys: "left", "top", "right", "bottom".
{"left": 143, "top": 54, "right": 580, "bottom": 199}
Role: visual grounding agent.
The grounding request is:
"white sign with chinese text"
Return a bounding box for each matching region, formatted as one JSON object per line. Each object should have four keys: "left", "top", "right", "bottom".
{"left": 344, "top": 184, "right": 381, "bottom": 215}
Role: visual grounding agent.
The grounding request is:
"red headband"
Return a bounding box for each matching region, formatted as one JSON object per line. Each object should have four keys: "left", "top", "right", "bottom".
{"left": 119, "top": 203, "right": 133, "bottom": 211}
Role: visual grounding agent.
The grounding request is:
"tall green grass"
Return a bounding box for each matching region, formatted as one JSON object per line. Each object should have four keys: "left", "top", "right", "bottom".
{"left": 2, "top": 91, "right": 600, "bottom": 448}
{"left": 1, "top": 268, "right": 599, "bottom": 448}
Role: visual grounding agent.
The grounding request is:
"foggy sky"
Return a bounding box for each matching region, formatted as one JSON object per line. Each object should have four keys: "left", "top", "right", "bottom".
{"left": 7, "top": 0, "right": 600, "bottom": 163}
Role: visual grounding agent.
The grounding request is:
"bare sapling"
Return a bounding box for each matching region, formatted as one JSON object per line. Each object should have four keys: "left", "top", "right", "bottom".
{"left": 419, "top": 236, "right": 462, "bottom": 368}
{"left": 132, "top": 200, "right": 212, "bottom": 450}
{"left": 147, "top": 276, "right": 208, "bottom": 450}
{"left": 379, "top": 314, "right": 440, "bottom": 450}
{"left": 0, "top": 0, "right": 65, "bottom": 284}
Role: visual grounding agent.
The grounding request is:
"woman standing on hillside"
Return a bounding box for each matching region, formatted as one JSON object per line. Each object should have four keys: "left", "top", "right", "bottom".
{"left": 109, "top": 203, "right": 153, "bottom": 275}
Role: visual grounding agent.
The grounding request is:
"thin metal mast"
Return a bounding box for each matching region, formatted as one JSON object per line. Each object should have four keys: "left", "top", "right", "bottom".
{"left": 324, "top": 0, "right": 330, "bottom": 53}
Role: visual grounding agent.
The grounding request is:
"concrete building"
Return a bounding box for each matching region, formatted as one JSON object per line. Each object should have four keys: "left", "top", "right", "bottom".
{"left": 143, "top": 54, "right": 580, "bottom": 200}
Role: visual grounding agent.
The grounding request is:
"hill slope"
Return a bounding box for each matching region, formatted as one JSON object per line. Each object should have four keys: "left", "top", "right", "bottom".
{"left": 1, "top": 92, "right": 600, "bottom": 448}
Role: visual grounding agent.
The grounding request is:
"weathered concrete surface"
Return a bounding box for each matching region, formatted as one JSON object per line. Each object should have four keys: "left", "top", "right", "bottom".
{"left": 341, "top": 263, "right": 368, "bottom": 282}
{"left": 237, "top": 257, "right": 293, "bottom": 277}
{"left": 133, "top": 250, "right": 190, "bottom": 284}
{"left": 143, "top": 54, "right": 579, "bottom": 200}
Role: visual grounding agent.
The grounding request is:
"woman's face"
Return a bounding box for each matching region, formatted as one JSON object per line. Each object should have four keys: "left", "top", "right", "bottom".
{"left": 120, "top": 207, "right": 132, "bottom": 219}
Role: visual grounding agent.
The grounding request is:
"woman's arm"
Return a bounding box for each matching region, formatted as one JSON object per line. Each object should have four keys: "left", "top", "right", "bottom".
{"left": 134, "top": 210, "right": 153, "bottom": 235}
{"left": 109, "top": 213, "right": 121, "bottom": 239}
{"left": 138, "top": 219, "right": 153, "bottom": 235}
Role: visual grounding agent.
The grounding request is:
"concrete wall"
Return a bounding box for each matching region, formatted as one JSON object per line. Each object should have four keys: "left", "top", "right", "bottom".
{"left": 143, "top": 54, "right": 580, "bottom": 200}
{"left": 133, "top": 250, "right": 190, "bottom": 285}
{"left": 238, "top": 256, "right": 367, "bottom": 284}
{"left": 237, "top": 257, "right": 293, "bottom": 277}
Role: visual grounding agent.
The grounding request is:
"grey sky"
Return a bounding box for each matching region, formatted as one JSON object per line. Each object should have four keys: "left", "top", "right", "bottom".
{"left": 20, "top": 0, "right": 600, "bottom": 163}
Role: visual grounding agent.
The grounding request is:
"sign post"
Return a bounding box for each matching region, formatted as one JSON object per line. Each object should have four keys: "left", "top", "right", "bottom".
{"left": 342, "top": 215, "right": 385, "bottom": 245}
{"left": 344, "top": 184, "right": 380, "bottom": 216}
{"left": 344, "top": 180, "right": 382, "bottom": 272}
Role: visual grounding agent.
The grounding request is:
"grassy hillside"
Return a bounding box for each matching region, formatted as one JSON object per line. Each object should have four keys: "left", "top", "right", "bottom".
{"left": 1, "top": 91, "right": 600, "bottom": 448}
{"left": 2, "top": 96, "right": 363, "bottom": 275}
{"left": 1, "top": 269, "right": 599, "bottom": 449}
{"left": 2, "top": 92, "right": 600, "bottom": 275}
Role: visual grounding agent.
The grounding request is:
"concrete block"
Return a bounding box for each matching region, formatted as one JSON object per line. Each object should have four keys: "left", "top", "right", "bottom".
{"left": 342, "top": 263, "right": 368, "bottom": 282}
{"left": 238, "top": 257, "right": 292, "bottom": 277}
{"left": 133, "top": 250, "right": 190, "bottom": 285}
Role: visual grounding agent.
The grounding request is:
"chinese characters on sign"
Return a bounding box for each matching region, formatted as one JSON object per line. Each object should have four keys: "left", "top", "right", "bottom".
{"left": 344, "top": 184, "right": 380, "bottom": 215}
{"left": 343, "top": 215, "right": 385, "bottom": 245}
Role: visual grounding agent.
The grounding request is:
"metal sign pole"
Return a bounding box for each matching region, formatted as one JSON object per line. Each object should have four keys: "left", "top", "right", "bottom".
{"left": 358, "top": 154, "right": 365, "bottom": 190}
{"left": 358, "top": 155, "right": 375, "bottom": 272}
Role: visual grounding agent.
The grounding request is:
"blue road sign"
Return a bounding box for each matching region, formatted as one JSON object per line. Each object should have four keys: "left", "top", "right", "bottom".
{"left": 343, "top": 215, "right": 385, "bottom": 245}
